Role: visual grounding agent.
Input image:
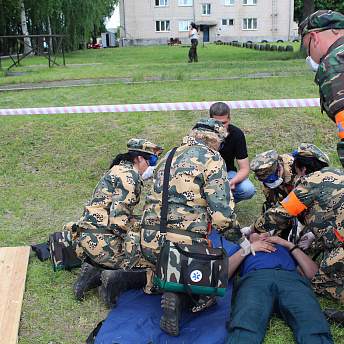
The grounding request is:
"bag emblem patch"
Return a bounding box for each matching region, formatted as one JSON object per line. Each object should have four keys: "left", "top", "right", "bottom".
{"left": 190, "top": 270, "right": 202, "bottom": 283}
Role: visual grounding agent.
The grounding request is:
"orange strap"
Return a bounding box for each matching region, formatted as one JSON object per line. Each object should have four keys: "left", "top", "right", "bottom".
{"left": 334, "top": 229, "right": 344, "bottom": 242}
{"left": 335, "top": 110, "right": 344, "bottom": 139}
{"left": 281, "top": 191, "right": 308, "bottom": 216}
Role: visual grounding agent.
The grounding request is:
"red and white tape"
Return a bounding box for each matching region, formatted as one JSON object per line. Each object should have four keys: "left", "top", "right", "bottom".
{"left": 0, "top": 98, "right": 320, "bottom": 116}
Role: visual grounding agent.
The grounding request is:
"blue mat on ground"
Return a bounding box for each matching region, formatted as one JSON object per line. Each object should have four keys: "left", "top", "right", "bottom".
{"left": 95, "top": 232, "right": 237, "bottom": 344}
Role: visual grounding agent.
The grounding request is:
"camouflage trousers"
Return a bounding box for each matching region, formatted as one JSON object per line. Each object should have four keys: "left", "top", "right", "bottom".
{"left": 72, "top": 232, "right": 143, "bottom": 270}
{"left": 311, "top": 246, "right": 344, "bottom": 303}
{"left": 189, "top": 39, "right": 198, "bottom": 62}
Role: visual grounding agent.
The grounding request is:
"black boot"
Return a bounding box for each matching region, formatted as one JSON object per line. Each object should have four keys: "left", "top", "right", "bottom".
{"left": 99, "top": 269, "right": 147, "bottom": 308}
{"left": 160, "top": 292, "right": 188, "bottom": 337}
{"left": 72, "top": 262, "right": 101, "bottom": 301}
{"left": 324, "top": 309, "right": 344, "bottom": 326}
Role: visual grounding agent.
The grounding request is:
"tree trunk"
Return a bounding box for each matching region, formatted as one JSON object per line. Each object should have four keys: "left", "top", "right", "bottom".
{"left": 47, "top": 17, "right": 53, "bottom": 54}
{"left": 20, "top": 1, "right": 33, "bottom": 56}
{"left": 302, "top": 0, "right": 314, "bottom": 21}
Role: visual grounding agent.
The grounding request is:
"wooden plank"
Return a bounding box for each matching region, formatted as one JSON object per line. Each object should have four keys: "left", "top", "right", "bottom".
{"left": 0, "top": 247, "right": 30, "bottom": 344}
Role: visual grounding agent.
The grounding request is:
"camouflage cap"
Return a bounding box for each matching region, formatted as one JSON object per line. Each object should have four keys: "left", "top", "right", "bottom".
{"left": 127, "top": 138, "right": 164, "bottom": 157}
{"left": 192, "top": 118, "right": 228, "bottom": 140}
{"left": 250, "top": 150, "right": 279, "bottom": 177}
{"left": 299, "top": 10, "right": 344, "bottom": 38}
{"left": 295, "top": 143, "right": 330, "bottom": 164}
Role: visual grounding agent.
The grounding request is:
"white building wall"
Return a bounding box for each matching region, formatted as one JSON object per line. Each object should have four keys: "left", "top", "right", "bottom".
{"left": 119, "top": 0, "right": 295, "bottom": 47}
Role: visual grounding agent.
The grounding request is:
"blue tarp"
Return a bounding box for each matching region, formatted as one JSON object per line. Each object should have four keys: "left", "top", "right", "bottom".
{"left": 95, "top": 232, "right": 237, "bottom": 344}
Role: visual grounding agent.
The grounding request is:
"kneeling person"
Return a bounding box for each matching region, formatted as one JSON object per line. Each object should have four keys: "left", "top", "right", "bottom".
{"left": 137, "top": 118, "right": 250, "bottom": 336}
{"left": 63, "top": 138, "right": 163, "bottom": 302}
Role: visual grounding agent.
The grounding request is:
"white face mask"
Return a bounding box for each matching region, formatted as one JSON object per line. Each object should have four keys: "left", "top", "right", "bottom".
{"left": 141, "top": 165, "right": 155, "bottom": 181}
{"left": 306, "top": 56, "right": 319, "bottom": 72}
{"left": 264, "top": 177, "right": 283, "bottom": 189}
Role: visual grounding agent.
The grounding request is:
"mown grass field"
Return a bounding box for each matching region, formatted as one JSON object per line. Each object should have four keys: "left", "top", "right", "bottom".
{"left": 1, "top": 42, "right": 344, "bottom": 343}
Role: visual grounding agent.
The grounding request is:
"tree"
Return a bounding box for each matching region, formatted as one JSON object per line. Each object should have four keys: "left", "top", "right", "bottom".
{"left": 1, "top": 0, "right": 118, "bottom": 54}
{"left": 295, "top": 0, "right": 344, "bottom": 24}
{"left": 20, "top": 1, "right": 33, "bottom": 56}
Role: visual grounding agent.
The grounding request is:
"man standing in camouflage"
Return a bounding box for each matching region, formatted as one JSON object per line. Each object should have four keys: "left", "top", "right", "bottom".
{"left": 64, "top": 139, "right": 163, "bottom": 302}
{"left": 299, "top": 10, "right": 344, "bottom": 168}
{"left": 137, "top": 118, "right": 250, "bottom": 336}
{"left": 242, "top": 143, "right": 344, "bottom": 306}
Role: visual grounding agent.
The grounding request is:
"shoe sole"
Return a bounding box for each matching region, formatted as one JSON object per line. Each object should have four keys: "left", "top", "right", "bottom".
{"left": 160, "top": 292, "right": 180, "bottom": 337}
{"left": 72, "top": 263, "right": 100, "bottom": 301}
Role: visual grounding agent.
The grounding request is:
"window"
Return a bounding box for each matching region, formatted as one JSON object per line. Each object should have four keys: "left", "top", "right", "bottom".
{"left": 222, "top": 19, "right": 234, "bottom": 26}
{"left": 178, "top": 0, "right": 193, "bottom": 6}
{"left": 243, "top": 18, "right": 257, "bottom": 30}
{"left": 225, "top": 0, "right": 234, "bottom": 5}
{"left": 243, "top": 0, "right": 257, "bottom": 4}
{"left": 156, "top": 20, "right": 170, "bottom": 32}
{"left": 155, "top": 0, "right": 169, "bottom": 6}
{"left": 179, "top": 20, "right": 192, "bottom": 31}
{"left": 202, "top": 4, "right": 211, "bottom": 15}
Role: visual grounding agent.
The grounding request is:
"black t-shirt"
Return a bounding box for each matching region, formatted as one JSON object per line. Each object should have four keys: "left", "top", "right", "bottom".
{"left": 220, "top": 124, "right": 248, "bottom": 172}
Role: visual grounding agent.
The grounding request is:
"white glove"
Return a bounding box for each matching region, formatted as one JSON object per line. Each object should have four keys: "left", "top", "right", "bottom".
{"left": 239, "top": 238, "right": 256, "bottom": 257}
{"left": 288, "top": 220, "right": 304, "bottom": 242}
{"left": 141, "top": 166, "right": 155, "bottom": 181}
{"left": 241, "top": 226, "right": 253, "bottom": 236}
{"left": 298, "top": 232, "right": 316, "bottom": 250}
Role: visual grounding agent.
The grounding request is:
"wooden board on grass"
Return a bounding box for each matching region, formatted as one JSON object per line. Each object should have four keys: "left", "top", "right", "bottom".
{"left": 0, "top": 246, "right": 30, "bottom": 344}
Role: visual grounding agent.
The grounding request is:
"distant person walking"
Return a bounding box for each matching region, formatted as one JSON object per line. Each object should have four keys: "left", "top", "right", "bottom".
{"left": 188, "top": 22, "right": 198, "bottom": 63}
{"left": 217, "top": 28, "right": 221, "bottom": 40}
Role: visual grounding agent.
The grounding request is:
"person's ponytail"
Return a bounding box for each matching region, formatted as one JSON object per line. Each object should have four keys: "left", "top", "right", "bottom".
{"left": 110, "top": 152, "right": 139, "bottom": 168}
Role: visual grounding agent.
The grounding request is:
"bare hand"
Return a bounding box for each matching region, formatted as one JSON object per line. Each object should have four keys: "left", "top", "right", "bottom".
{"left": 229, "top": 180, "right": 235, "bottom": 191}
{"left": 264, "top": 236, "right": 295, "bottom": 250}
{"left": 251, "top": 240, "right": 276, "bottom": 253}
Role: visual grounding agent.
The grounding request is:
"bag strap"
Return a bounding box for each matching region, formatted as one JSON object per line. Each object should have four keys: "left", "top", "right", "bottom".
{"left": 85, "top": 319, "right": 105, "bottom": 344}
{"left": 174, "top": 243, "right": 225, "bottom": 260}
{"left": 160, "top": 147, "right": 178, "bottom": 241}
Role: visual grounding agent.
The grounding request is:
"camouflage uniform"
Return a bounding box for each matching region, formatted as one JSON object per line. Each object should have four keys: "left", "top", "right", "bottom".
{"left": 250, "top": 150, "right": 297, "bottom": 210}
{"left": 250, "top": 144, "right": 344, "bottom": 302}
{"left": 299, "top": 10, "right": 344, "bottom": 167}
{"left": 63, "top": 139, "right": 163, "bottom": 269}
{"left": 135, "top": 119, "right": 243, "bottom": 270}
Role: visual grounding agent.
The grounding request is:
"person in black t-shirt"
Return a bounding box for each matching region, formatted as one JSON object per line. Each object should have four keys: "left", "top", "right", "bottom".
{"left": 210, "top": 102, "right": 256, "bottom": 203}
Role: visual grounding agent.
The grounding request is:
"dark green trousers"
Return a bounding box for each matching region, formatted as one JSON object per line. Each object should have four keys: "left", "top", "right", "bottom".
{"left": 226, "top": 268, "right": 333, "bottom": 344}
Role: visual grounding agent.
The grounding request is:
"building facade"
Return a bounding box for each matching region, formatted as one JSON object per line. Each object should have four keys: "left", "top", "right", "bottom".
{"left": 119, "top": 0, "right": 296, "bottom": 47}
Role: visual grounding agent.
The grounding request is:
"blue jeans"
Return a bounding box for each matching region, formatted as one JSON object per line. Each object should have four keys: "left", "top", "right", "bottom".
{"left": 227, "top": 171, "right": 256, "bottom": 203}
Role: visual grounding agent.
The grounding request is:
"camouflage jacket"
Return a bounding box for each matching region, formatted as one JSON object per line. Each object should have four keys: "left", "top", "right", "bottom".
{"left": 316, "top": 36, "right": 344, "bottom": 123}
{"left": 73, "top": 161, "right": 142, "bottom": 238}
{"left": 141, "top": 136, "right": 243, "bottom": 244}
{"left": 262, "top": 154, "right": 297, "bottom": 207}
{"left": 251, "top": 167, "right": 344, "bottom": 248}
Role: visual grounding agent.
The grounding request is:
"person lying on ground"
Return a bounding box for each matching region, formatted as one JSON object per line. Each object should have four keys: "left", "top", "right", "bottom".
{"left": 226, "top": 233, "right": 334, "bottom": 344}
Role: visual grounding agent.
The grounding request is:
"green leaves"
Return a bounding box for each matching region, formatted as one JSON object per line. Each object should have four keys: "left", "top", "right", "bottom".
{"left": 1, "top": 0, "right": 118, "bottom": 50}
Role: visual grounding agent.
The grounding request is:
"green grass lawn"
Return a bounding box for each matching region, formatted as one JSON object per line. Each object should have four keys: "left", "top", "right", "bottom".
{"left": 1, "top": 43, "right": 344, "bottom": 343}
